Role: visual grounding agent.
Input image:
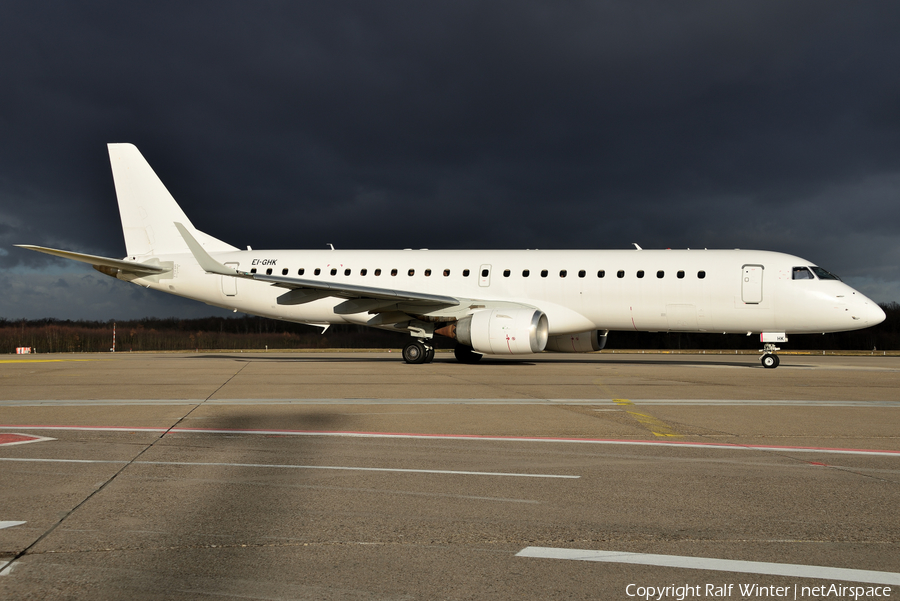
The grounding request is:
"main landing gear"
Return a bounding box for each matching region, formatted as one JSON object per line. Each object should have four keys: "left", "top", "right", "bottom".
{"left": 402, "top": 339, "right": 435, "bottom": 364}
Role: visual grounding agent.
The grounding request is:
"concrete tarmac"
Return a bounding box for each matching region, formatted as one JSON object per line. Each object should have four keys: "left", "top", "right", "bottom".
{"left": 0, "top": 351, "right": 898, "bottom": 600}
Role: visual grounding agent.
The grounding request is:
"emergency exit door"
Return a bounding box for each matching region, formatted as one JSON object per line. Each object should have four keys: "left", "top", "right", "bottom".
{"left": 479, "top": 264, "right": 492, "bottom": 287}
{"left": 222, "top": 263, "right": 239, "bottom": 296}
{"left": 741, "top": 264, "right": 763, "bottom": 304}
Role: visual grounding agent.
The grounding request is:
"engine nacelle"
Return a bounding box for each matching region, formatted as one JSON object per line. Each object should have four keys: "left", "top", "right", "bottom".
{"left": 544, "top": 329, "right": 609, "bottom": 353}
{"left": 454, "top": 309, "right": 549, "bottom": 355}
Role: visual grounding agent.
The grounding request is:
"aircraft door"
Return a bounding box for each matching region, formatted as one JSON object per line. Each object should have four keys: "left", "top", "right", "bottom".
{"left": 741, "top": 264, "right": 763, "bottom": 304}
{"left": 222, "top": 263, "right": 239, "bottom": 296}
{"left": 479, "top": 264, "right": 492, "bottom": 287}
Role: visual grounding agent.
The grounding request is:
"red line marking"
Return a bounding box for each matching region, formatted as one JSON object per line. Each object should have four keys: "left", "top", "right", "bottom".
{"left": 0, "top": 433, "right": 49, "bottom": 446}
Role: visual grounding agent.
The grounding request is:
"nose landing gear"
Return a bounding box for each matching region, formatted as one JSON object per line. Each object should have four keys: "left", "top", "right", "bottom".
{"left": 761, "top": 350, "right": 780, "bottom": 369}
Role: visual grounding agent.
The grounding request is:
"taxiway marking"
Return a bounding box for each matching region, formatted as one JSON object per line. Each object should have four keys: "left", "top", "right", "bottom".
{"left": 0, "top": 433, "right": 55, "bottom": 446}
{"left": 1, "top": 424, "right": 898, "bottom": 456}
{"left": 614, "top": 398, "right": 683, "bottom": 437}
{"left": 1, "top": 397, "right": 898, "bottom": 406}
{"left": 0, "top": 457, "right": 578, "bottom": 479}
{"left": 0, "top": 359, "right": 91, "bottom": 364}
{"left": 516, "top": 547, "right": 900, "bottom": 585}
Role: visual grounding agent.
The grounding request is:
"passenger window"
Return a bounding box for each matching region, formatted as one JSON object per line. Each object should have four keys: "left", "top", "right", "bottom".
{"left": 560, "top": 270, "right": 567, "bottom": 278}
{"left": 330, "top": 268, "right": 337, "bottom": 276}
{"left": 522, "top": 269, "right": 530, "bottom": 277}
{"left": 463, "top": 269, "right": 470, "bottom": 277}
{"left": 578, "top": 270, "right": 586, "bottom": 278}
{"left": 657, "top": 271, "right": 664, "bottom": 278}
{"left": 698, "top": 271, "right": 706, "bottom": 279}
{"left": 374, "top": 269, "right": 381, "bottom": 276}
{"left": 597, "top": 270, "right": 605, "bottom": 278}
{"left": 314, "top": 268, "right": 321, "bottom": 276}
{"left": 360, "top": 269, "right": 367, "bottom": 276}
{"left": 298, "top": 268, "right": 305, "bottom": 276}
{"left": 617, "top": 270, "right": 625, "bottom": 278}
{"left": 792, "top": 266, "right": 814, "bottom": 280}
{"left": 250, "top": 268, "right": 257, "bottom": 274}
{"left": 677, "top": 270, "right": 684, "bottom": 279}
{"left": 282, "top": 268, "right": 288, "bottom": 276}
{"left": 344, "top": 268, "right": 351, "bottom": 276}
{"left": 541, "top": 270, "right": 548, "bottom": 277}
{"left": 424, "top": 269, "right": 431, "bottom": 276}
{"left": 391, "top": 269, "right": 398, "bottom": 276}
{"left": 408, "top": 269, "right": 415, "bottom": 276}
{"left": 443, "top": 269, "right": 450, "bottom": 276}
{"left": 637, "top": 270, "right": 644, "bottom": 278}
{"left": 481, "top": 268, "right": 489, "bottom": 277}
{"left": 266, "top": 268, "right": 273, "bottom": 275}
{"left": 503, "top": 269, "right": 510, "bottom": 277}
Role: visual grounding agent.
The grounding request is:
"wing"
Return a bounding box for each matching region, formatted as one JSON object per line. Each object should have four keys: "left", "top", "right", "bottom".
{"left": 175, "top": 223, "right": 463, "bottom": 318}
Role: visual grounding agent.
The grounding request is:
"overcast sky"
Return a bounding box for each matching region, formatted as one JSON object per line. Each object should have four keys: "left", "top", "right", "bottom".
{"left": 1, "top": 1, "right": 899, "bottom": 320}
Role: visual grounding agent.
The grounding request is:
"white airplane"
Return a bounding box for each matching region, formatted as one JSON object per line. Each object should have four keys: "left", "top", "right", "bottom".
{"left": 19, "top": 144, "right": 886, "bottom": 367}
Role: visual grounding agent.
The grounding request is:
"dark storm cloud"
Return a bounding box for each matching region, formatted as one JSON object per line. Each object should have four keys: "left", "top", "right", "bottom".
{"left": 1, "top": 1, "right": 899, "bottom": 318}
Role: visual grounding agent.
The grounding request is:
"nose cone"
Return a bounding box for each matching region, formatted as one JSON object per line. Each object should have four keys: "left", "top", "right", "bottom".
{"left": 868, "top": 302, "right": 887, "bottom": 327}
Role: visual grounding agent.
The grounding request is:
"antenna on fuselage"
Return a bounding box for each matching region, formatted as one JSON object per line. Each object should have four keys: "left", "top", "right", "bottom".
{"left": 632, "top": 243, "right": 643, "bottom": 251}
{"left": 327, "top": 243, "right": 335, "bottom": 250}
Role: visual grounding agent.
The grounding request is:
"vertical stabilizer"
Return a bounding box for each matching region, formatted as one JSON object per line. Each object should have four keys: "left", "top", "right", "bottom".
{"left": 108, "top": 143, "right": 237, "bottom": 257}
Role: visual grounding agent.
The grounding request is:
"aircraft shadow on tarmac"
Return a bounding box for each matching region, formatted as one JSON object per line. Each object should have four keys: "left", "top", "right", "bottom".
{"left": 176, "top": 353, "right": 786, "bottom": 368}
{"left": 130, "top": 409, "right": 351, "bottom": 596}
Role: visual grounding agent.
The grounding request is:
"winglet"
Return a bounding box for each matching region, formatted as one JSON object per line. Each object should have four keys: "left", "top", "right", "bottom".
{"left": 174, "top": 222, "right": 238, "bottom": 276}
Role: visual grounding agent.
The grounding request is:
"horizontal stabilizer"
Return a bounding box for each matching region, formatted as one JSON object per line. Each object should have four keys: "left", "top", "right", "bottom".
{"left": 15, "top": 245, "right": 168, "bottom": 273}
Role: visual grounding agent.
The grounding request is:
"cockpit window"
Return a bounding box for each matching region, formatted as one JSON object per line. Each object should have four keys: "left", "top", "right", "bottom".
{"left": 792, "top": 266, "right": 814, "bottom": 280}
{"left": 810, "top": 266, "right": 841, "bottom": 281}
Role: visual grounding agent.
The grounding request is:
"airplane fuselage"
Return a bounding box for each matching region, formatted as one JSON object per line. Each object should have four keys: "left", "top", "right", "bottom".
{"left": 128, "top": 248, "right": 882, "bottom": 336}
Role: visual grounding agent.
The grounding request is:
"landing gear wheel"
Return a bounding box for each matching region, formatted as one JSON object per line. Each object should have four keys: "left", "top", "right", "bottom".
{"left": 403, "top": 340, "right": 428, "bottom": 364}
{"left": 454, "top": 344, "right": 482, "bottom": 364}
{"left": 424, "top": 347, "right": 435, "bottom": 363}
{"left": 761, "top": 353, "right": 780, "bottom": 369}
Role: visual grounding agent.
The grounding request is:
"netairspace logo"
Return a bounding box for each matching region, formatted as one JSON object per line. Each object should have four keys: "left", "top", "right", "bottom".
{"left": 625, "top": 583, "right": 892, "bottom": 600}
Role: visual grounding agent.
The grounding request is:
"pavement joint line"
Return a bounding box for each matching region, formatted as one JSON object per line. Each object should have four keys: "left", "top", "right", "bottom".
{"left": 1, "top": 424, "right": 899, "bottom": 456}
{"left": 0, "top": 457, "right": 578, "bottom": 478}
{"left": 515, "top": 547, "right": 900, "bottom": 586}
{"left": 0, "top": 362, "right": 251, "bottom": 576}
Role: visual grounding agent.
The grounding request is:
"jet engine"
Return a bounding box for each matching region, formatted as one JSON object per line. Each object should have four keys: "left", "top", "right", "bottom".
{"left": 544, "top": 329, "right": 609, "bottom": 353}
{"left": 439, "top": 309, "right": 549, "bottom": 355}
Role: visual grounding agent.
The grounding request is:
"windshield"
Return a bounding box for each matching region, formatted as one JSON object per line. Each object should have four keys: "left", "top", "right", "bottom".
{"left": 810, "top": 266, "right": 841, "bottom": 281}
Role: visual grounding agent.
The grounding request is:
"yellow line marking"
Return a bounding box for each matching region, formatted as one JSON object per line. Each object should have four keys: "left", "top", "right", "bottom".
{"left": 0, "top": 359, "right": 92, "bottom": 364}
{"left": 612, "top": 398, "right": 684, "bottom": 438}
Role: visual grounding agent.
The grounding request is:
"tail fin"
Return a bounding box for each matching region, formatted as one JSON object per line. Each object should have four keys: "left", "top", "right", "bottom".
{"left": 108, "top": 143, "right": 238, "bottom": 257}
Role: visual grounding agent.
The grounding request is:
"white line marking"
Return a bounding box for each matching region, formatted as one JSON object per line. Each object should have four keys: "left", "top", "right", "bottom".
{"left": 516, "top": 547, "right": 900, "bottom": 585}
{"left": 0, "top": 458, "right": 577, "bottom": 479}
{"left": 1, "top": 398, "right": 898, "bottom": 406}
{"left": 1, "top": 425, "right": 897, "bottom": 456}
{"left": 0, "top": 521, "right": 26, "bottom": 530}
